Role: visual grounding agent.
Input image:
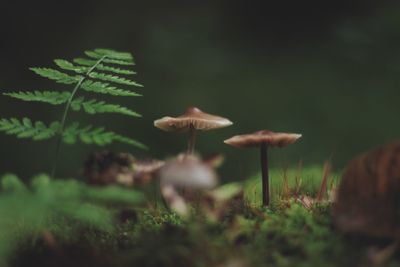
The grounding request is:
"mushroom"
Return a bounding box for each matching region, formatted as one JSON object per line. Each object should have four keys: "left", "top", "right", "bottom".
{"left": 154, "top": 107, "right": 233, "bottom": 154}
{"left": 224, "top": 130, "right": 302, "bottom": 206}
{"left": 159, "top": 154, "right": 218, "bottom": 189}
{"left": 158, "top": 154, "right": 218, "bottom": 216}
{"left": 82, "top": 151, "right": 164, "bottom": 187}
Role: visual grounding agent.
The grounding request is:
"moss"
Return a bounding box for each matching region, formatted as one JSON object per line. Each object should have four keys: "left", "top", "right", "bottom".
{"left": 4, "top": 167, "right": 400, "bottom": 267}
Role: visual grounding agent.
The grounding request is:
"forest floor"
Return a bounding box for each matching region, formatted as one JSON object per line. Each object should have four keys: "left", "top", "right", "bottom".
{"left": 6, "top": 166, "right": 400, "bottom": 267}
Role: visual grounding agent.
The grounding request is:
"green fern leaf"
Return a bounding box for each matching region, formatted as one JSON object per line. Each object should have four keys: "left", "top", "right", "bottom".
{"left": 96, "top": 64, "right": 136, "bottom": 75}
{"left": 80, "top": 80, "right": 141, "bottom": 97}
{"left": 71, "top": 97, "right": 141, "bottom": 117}
{"left": 94, "top": 48, "right": 133, "bottom": 61}
{"left": 4, "top": 91, "right": 70, "bottom": 105}
{"left": 88, "top": 72, "right": 142, "bottom": 87}
{"left": 54, "top": 59, "right": 87, "bottom": 74}
{"left": 62, "top": 123, "right": 146, "bottom": 148}
{"left": 71, "top": 58, "right": 96, "bottom": 66}
{"left": 30, "top": 68, "right": 82, "bottom": 84}
{"left": 63, "top": 124, "right": 114, "bottom": 146}
{"left": 85, "top": 49, "right": 133, "bottom": 61}
{"left": 73, "top": 58, "right": 136, "bottom": 75}
{"left": 35, "top": 121, "right": 61, "bottom": 140}
{"left": 0, "top": 118, "right": 60, "bottom": 140}
{"left": 103, "top": 58, "right": 135, "bottom": 66}
{"left": 0, "top": 48, "right": 146, "bottom": 178}
{"left": 85, "top": 51, "right": 134, "bottom": 66}
{"left": 62, "top": 122, "right": 80, "bottom": 144}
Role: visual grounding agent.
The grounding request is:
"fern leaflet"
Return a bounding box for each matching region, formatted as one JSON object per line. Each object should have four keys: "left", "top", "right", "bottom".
{"left": 63, "top": 123, "right": 146, "bottom": 148}
{"left": 73, "top": 58, "right": 136, "bottom": 75}
{"left": 54, "top": 59, "right": 86, "bottom": 73}
{"left": 4, "top": 91, "right": 71, "bottom": 105}
{"left": 30, "top": 68, "right": 82, "bottom": 84}
{"left": 80, "top": 80, "right": 141, "bottom": 97}
{"left": 0, "top": 118, "right": 60, "bottom": 140}
{"left": 85, "top": 49, "right": 135, "bottom": 64}
{"left": 71, "top": 97, "right": 141, "bottom": 117}
{"left": 88, "top": 72, "right": 142, "bottom": 86}
{"left": 3, "top": 91, "right": 139, "bottom": 117}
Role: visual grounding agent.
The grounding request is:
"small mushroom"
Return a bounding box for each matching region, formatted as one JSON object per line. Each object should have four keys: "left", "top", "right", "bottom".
{"left": 82, "top": 151, "right": 164, "bottom": 187}
{"left": 82, "top": 151, "right": 135, "bottom": 186}
{"left": 154, "top": 107, "right": 233, "bottom": 154}
{"left": 158, "top": 154, "right": 218, "bottom": 216}
{"left": 224, "top": 130, "right": 302, "bottom": 206}
{"left": 159, "top": 154, "right": 218, "bottom": 189}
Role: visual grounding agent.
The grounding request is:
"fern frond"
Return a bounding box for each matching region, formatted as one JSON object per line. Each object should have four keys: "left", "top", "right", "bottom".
{"left": 0, "top": 48, "right": 146, "bottom": 179}
{"left": 89, "top": 72, "right": 142, "bottom": 87}
{"left": 54, "top": 59, "right": 87, "bottom": 74}
{"left": 4, "top": 91, "right": 70, "bottom": 105}
{"left": 71, "top": 97, "right": 141, "bottom": 117}
{"left": 62, "top": 123, "right": 146, "bottom": 149}
{"left": 30, "top": 68, "right": 82, "bottom": 84}
{"left": 0, "top": 118, "right": 60, "bottom": 140}
{"left": 81, "top": 80, "right": 141, "bottom": 97}
{"left": 73, "top": 58, "right": 136, "bottom": 75}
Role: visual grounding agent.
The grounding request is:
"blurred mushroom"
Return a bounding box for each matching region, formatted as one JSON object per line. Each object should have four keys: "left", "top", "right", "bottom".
{"left": 82, "top": 151, "right": 164, "bottom": 187}
{"left": 158, "top": 154, "right": 218, "bottom": 216}
{"left": 224, "top": 130, "right": 302, "bottom": 207}
{"left": 154, "top": 107, "right": 233, "bottom": 154}
{"left": 130, "top": 159, "right": 165, "bottom": 186}
{"left": 159, "top": 154, "right": 218, "bottom": 189}
{"left": 82, "top": 151, "right": 134, "bottom": 186}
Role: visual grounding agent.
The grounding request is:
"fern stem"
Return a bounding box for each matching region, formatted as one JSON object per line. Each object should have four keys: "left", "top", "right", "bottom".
{"left": 51, "top": 56, "right": 107, "bottom": 178}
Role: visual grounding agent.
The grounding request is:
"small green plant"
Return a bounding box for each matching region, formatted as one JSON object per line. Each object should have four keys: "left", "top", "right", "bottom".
{"left": 0, "top": 48, "right": 146, "bottom": 177}
{"left": 0, "top": 173, "right": 144, "bottom": 265}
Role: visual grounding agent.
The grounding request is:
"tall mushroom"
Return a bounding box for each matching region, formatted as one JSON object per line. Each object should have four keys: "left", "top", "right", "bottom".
{"left": 224, "top": 130, "right": 302, "bottom": 207}
{"left": 154, "top": 107, "right": 233, "bottom": 154}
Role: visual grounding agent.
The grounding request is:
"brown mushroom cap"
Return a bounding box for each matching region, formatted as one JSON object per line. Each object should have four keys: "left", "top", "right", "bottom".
{"left": 154, "top": 107, "right": 233, "bottom": 132}
{"left": 224, "top": 130, "right": 302, "bottom": 148}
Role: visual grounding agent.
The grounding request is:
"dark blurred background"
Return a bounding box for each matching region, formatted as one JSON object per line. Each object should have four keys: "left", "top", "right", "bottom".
{"left": 0, "top": 0, "right": 399, "bottom": 181}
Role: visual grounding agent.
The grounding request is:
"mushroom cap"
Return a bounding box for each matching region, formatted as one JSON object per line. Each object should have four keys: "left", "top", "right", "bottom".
{"left": 158, "top": 155, "right": 218, "bottom": 189}
{"left": 154, "top": 107, "right": 233, "bottom": 132}
{"left": 224, "top": 130, "right": 302, "bottom": 148}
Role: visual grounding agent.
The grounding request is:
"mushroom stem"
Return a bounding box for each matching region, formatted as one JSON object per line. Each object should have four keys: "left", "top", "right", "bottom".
{"left": 260, "top": 142, "right": 270, "bottom": 206}
{"left": 187, "top": 124, "right": 197, "bottom": 154}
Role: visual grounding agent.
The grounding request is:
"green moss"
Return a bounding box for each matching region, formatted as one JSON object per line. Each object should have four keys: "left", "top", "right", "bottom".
{"left": 244, "top": 165, "right": 341, "bottom": 206}
{"left": 3, "top": 168, "right": 400, "bottom": 267}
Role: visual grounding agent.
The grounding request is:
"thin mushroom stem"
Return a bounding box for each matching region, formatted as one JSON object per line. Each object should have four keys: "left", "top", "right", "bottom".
{"left": 187, "top": 124, "right": 196, "bottom": 154}
{"left": 260, "top": 142, "right": 270, "bottom": 206}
